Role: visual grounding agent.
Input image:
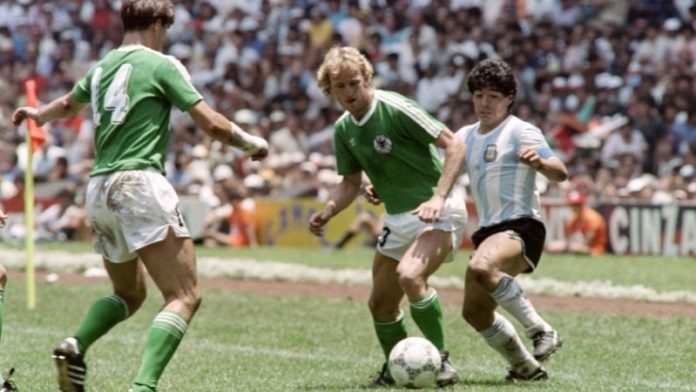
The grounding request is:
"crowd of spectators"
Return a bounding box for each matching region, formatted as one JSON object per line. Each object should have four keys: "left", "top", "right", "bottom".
{"left": 1, "top": 0, "right": 696, "bottom": 244}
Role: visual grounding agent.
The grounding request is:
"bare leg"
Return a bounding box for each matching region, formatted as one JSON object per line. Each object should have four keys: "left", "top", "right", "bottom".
{"left": 462, "top": 232, "right": 551, "bottom": 377}
{"left": 369, "top": 252, "right": 406, "bottom": 360}
{"left": 131, "top": 229, "right": 201, "bottom": 392}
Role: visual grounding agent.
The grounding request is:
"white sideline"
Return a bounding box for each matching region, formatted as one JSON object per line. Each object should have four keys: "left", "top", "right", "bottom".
{"left": 1, "top": 249, "right": 696, "bottom": 304}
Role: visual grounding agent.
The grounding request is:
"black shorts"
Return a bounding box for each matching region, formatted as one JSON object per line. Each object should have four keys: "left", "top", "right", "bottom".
{"left": 471, "top": 217, "right": 546, "bottom": 273}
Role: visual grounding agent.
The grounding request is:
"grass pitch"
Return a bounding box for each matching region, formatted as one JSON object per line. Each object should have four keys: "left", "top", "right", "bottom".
{"left": 0, "top": 244, "right": 694, "bottom": 391}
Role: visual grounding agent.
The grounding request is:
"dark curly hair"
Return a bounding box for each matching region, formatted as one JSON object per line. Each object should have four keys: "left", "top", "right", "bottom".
{"left": 466, "top": 58, "right": 517, "bottom": 109}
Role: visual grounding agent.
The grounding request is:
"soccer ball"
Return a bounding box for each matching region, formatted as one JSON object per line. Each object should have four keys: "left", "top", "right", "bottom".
{"left": 388, "top": 337, "right": 441, "bottom": 388}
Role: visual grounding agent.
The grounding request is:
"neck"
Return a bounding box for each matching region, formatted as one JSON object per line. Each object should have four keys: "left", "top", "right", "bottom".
{"left": 122, "top": 30, "right": 161, "bottom": 51}
{"left": 479, "top": 120, "right": 501, "bottom": 134}
{"left": 479, "top": 113, "right": 510, "bottom": 134}
{"left": 351, "top": 89, "right": 373, "bottom": 120}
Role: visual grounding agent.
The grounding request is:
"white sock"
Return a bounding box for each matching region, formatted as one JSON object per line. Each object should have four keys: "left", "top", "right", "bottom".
{"left": 490, "top": 275, "right": 551, "bottom": 337}
{"left": 480, "top": 312, "right": 539, "bottom": 375}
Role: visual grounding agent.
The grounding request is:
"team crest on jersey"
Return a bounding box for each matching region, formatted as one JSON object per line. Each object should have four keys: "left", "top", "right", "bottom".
{"left": 484, "top": 144, "right": 497, "bottom": 162}
{"left": 373, "top": 135, "right": 392, "bottom": 154}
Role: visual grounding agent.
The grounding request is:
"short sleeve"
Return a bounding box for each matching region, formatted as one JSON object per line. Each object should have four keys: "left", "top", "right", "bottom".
{"left": 395, "top": 98, "right": 444, "bottom": 145}
{"left": 155, "top": 56, "right": 203, "bottom": 112}
{"left": 521, "top": 126, "right": 557, "bottom": 160}
{"left": 72, "top": 67, "right": 94, "bottom": 103}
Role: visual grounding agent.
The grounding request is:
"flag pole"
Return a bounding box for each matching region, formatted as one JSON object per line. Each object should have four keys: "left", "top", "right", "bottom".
{"left": 23, "top": 80, "right": 39, "bottom": 310}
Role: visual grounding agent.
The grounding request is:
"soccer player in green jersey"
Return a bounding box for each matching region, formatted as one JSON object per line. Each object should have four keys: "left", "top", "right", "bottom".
{"left": 308, "top": 46, "right": 467, "bottom": 388}
{"left": 12, "top": 1, "right": 268, "bottom": 391}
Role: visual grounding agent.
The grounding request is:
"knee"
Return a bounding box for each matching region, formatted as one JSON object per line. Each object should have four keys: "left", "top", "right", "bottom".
{"left": 397, "top": 272, "right": 421, "bottom": 296}
{"left": 467, "top": 257, "right": 495, "bottom": 288}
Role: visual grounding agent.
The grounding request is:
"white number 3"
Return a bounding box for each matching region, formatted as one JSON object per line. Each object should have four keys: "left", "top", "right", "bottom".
{"left": 90, "top": 64, "right": 132, "bottom": 125}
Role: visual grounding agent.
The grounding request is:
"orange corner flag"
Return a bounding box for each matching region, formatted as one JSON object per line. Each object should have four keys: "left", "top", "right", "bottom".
{"left": 24, "top": 80, "right": 47, "bottom": 152}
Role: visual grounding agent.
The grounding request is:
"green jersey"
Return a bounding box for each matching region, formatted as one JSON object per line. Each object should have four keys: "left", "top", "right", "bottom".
{"left": 73, "top": 44, "right": 202, "bottom": 176}
{"left": 334, "top": 90, "right": 445, "bottom": 214}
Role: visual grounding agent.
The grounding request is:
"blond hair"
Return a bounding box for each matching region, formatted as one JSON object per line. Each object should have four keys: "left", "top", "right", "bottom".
{"left": 316, "top": 46, "right": 374, "bottom": 97}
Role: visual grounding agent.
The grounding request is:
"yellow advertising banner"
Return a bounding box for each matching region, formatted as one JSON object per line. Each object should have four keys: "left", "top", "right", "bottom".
{"left": 255, "top": 199, "right": 385, "bottom": 247}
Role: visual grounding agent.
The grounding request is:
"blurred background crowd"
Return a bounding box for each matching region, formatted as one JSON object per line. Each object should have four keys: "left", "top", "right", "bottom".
{"left": 0, "top": 0, "right": 696, "bottom": 246}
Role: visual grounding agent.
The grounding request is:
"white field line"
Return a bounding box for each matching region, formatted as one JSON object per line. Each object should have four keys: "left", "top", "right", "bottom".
{"left": 1, "top": 249, "right": 696, "bottom": 304}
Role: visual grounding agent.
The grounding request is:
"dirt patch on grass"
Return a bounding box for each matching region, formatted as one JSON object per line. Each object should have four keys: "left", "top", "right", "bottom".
{"left": 200, "top": 278, "right": 696, "bottom": 318}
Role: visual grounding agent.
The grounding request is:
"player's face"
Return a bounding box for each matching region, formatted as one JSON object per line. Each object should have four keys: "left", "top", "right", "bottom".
{"left": 330, "top": 63, "right": 372, "bottom": 119}
{"left": 472, "top": 88, "right": 513, "bottom": 131}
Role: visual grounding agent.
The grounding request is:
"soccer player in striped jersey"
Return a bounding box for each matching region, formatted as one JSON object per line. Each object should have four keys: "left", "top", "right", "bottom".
{"left": 309, "top": 46, "right": 467, "bottom": 387}
{"left": 456, "top": 58, "right": 567, "bottom": 381}
{"left": 12, "top": 1, "right": 268, "bottom": 391}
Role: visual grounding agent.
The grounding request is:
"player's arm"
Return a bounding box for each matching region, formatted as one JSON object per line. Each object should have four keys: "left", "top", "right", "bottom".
{"left": 12, "top": 92, "right": 87, "bottom": 127}
{"left": 433, "top": 127, "right": 466, "bottom": 200}
{"left": 322, "top": 172, "right": 362, "bottom": 217}
{"left": 412, "top": 127, "right": 465, "bottom": 223}
{"left": 308, "top": 172, "right": 362, "bottom": 236}
{"left": 519, "top": 149, "right": 568, "bottom": 182}
{"left": 187, "top": 101, "right": 268, "bottom": 161}
{"left": 518, "top": 127, "right": 568, "bottom": 182}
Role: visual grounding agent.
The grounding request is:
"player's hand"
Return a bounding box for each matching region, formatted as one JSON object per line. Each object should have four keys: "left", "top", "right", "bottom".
{"left": 362, "top": 184, "right": 381, "bottom": 205}
{"left": 308, "top": 208, "right": 333, "bottom": 236}
{"left": 519, "top": 146, "right": 543, "bottom": 170}
{"left": 0, "top": 211, "right": 7, "bottom": 228}
{"left": 412, "top": 195, "right": 445, "bottom": 223}
{"left": 12, "top": 106, "right": 41, "bottom": 126}
{"left": 243, "top": 136, "right": 269, "bottom": 161}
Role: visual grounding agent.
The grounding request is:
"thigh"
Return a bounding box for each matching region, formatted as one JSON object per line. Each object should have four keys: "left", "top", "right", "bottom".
{"left": 370, "top": 252, "right": 404, "bottom": 321}
{"left": 472, "top": 232, "right": 529, "bottom": 276}
{"left": 399, "top": 228, "right": 452, "bottom": 280}
{"left": 378, "top": 207, "right": 463, "bottom": 263}
{"left": 137, "top": 229, "right": 198, "bottom": 318}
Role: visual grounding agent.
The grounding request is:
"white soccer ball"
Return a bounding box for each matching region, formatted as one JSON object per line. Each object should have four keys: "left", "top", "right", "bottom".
{"left": 388, "top": 337, "right": 441, "bottom": 389}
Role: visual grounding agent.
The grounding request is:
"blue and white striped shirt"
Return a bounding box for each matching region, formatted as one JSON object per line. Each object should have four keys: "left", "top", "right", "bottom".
{"left": 456, "top": 115, "right": 558, "bottom": 227}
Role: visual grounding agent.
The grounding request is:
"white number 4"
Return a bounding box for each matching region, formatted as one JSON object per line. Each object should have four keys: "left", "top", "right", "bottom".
{"left": 90, "top": 64, "right": 132, "bottom": 125}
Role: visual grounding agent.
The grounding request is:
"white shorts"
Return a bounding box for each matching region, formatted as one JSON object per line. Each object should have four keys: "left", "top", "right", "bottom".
{"left": 86, "top": 169, "right": 190, "bottom": 263}
{"left": 377, "top": 190, "right": 467, "bottom": 262}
